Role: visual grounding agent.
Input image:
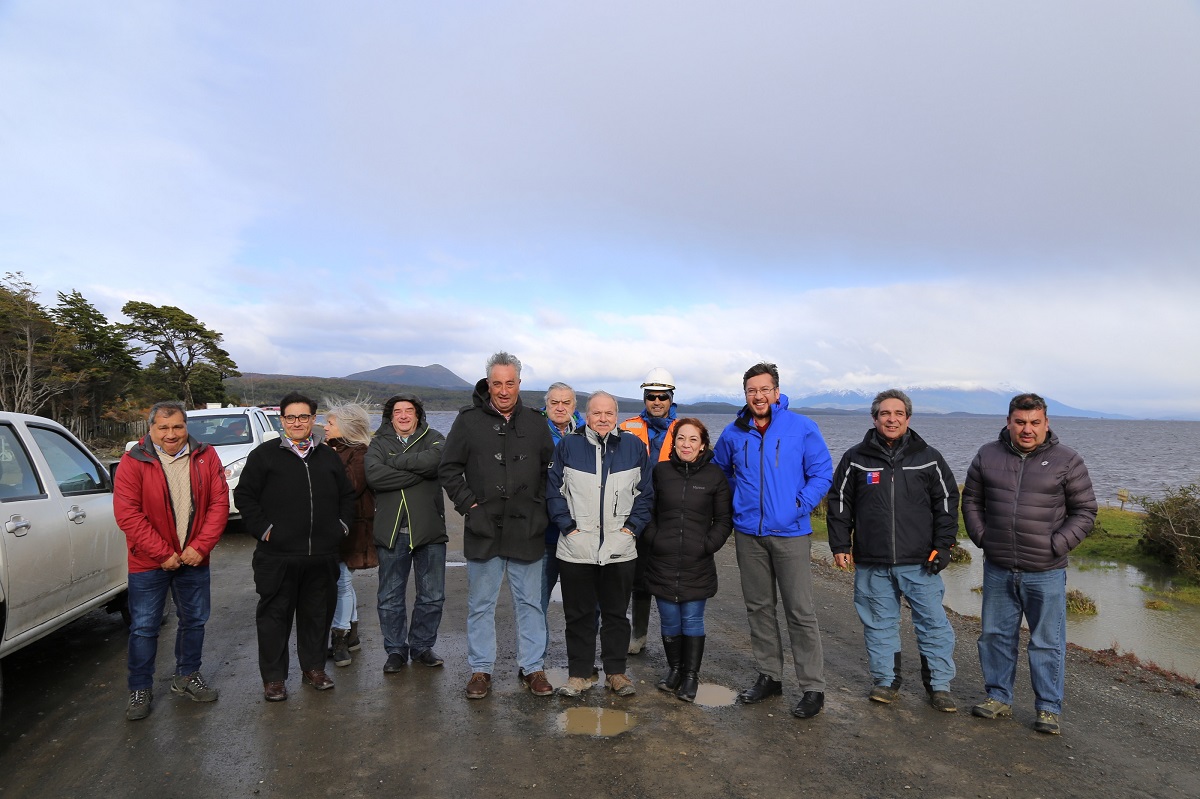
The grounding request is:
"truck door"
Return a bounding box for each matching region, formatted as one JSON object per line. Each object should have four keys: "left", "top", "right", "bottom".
{"left": 0, "top": 422, "right": 72, "bottom": 640}
{"left": 25, "top": 424, "right": 124, "bottom": 613}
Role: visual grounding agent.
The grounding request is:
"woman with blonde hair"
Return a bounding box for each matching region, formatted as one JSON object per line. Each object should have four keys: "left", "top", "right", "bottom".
{"left": 323, "top": 401, "right": 377, "bottom": 666}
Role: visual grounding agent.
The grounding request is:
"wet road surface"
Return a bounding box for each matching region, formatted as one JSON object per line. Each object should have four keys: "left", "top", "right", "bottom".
{"left": 2, "top": 511, "right": 1198, "bottom": 798}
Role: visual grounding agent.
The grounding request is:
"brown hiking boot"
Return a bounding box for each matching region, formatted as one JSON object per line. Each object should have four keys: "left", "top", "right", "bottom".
{"left": 606, "top": 673, "right": 636, "bottom": 696}
{"left": 465, "top": 672, "right": 491, "bottom": 700}
{"left": 519, "top": 669, "right": 553, "bottom": 696}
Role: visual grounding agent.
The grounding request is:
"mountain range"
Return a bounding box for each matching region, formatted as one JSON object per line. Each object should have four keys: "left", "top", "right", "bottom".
{"left": 344, "top": 364, "right": 472, "bottom": 390}
{"left": 230, "top": 365, "right": 1141, "bottom": 418}
{"left": 754, "top": 387, "right": 1132, "bottom": 419}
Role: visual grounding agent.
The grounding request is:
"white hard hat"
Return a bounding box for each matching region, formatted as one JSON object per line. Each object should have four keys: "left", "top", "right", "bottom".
{"left": 640, "top": 367, "right": 675, "bottom": 392}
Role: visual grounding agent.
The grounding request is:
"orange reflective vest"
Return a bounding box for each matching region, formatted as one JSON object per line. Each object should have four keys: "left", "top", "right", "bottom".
{"left": 618, "top": 415, "right": 676, "bottom": 462}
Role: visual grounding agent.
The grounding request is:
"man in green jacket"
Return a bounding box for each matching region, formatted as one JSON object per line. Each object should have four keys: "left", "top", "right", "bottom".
{"left": 365, "top": 393, "right": 447, "bottom": 673}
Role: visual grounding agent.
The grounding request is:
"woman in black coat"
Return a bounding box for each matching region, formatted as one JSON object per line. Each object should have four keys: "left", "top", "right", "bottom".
{"left": 642, "top": 418, "right": 733, "bottom": 701}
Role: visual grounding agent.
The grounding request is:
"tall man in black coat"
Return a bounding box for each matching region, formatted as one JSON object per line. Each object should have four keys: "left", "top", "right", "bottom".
{"left": 439, "top": 352, "right": 556, "bottom": 700}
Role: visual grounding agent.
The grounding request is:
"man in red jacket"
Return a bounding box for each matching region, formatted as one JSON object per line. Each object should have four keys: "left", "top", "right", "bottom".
{"left": 114, "top": 401, "right": 229, "bottom": 721}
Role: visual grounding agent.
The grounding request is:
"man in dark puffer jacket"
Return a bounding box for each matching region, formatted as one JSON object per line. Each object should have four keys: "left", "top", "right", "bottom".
{"left": 962, "top": 393, "right": 1096, "bottom": 736}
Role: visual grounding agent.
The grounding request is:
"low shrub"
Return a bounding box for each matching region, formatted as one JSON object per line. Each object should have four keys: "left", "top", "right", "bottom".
{"left": 1136, "top": 484, "right": 1200, "bottom": 582}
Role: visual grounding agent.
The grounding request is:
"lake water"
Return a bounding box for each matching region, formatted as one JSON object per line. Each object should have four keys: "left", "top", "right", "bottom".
{"left": 425, "top": 409, "right": 1200, "bottom": 504}
{"left": 418, "top": 409, "right": 1200, "bottom": 677}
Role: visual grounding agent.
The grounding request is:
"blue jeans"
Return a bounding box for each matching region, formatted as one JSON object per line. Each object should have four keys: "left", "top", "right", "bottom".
{"left": 332, "top": 562, "right": 358, "bottom": 630}
{"left": 377, "top": 534, "right": 446, "bottom": 657}
{"left": 853, "top": 564, "right": 956, "bottom": 691}
{"left": 656, "top": 598, "right": 707, "bottom": 636}
{"left": 467, "top": 556, "right": 546, "bottom": 674}
{"left": 127, "top": 565, "right": 211, "bottom": 691}
{"left": 978, "top": 561, "right": 1067, "bottom": 713}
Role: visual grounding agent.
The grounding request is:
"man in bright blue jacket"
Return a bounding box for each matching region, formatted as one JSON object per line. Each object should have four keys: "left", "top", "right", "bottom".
{"left": 713, "top": 362, "right": 833, "bottom": 719}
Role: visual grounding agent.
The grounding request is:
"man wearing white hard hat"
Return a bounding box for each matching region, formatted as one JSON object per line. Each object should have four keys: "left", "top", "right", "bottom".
{"left": 619, "top": 367, "right": 680, "bottom": 654}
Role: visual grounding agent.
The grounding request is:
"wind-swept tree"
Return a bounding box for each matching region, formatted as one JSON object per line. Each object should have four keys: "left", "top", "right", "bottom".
{"left": 51, "top": 290, "right": 140, "bottom": 427}
{"left": 0, "top": 273, "right": 80, "bottom": 414}
{"left": 120, "top": 301, "right": 240, "bottom": 408}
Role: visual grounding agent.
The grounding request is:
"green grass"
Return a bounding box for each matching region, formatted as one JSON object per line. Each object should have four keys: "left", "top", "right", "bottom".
{"left": 1073, "top": 508, "right": 1163, "bottom": 570}
{"left": 958, "top": 505, "right": 1164, "bottom": 570}
{"left": 1145, "top": 599, "right": 1176, "bottom": 611}
{"left": 1138, "top": 583, "right": 1200, "bottom": 607}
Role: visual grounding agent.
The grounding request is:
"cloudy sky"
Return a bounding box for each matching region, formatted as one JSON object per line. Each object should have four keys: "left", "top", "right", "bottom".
{"left": 3, "top": 1, "right": 1199, "bottom": 418}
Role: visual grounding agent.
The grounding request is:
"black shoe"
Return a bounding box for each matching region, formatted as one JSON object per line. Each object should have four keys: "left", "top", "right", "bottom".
{"left": 413, "top": 649, "right": 444, "bottom": 667}
{"left": 792, "top": 691, "right": 825, "bottom": 719}
{"left": 347, "top": 621, "right": 361, "bottom": 651}
{"left": 383, "top": 652, "right": 408, "bottom": 673}
{"left": 738, "top": 674, "right": 783, "bottom": 704}
{"left": 657, "top": 635, "right": 683, "bottom": 692}
{"left": 675, "top": 635, "right": 705, "bottom": 703}
{"left": 125, "top": 688, "right": 153, "bottom": 721}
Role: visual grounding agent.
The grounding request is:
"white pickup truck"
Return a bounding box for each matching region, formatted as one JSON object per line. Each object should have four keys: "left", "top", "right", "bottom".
{"left": 0, "top": 412, "right": 128, "bottom": 717}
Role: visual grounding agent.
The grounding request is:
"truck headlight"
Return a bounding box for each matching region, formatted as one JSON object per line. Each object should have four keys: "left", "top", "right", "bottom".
{"left": 225, "top": 458, "right": 246, "bottom": 482}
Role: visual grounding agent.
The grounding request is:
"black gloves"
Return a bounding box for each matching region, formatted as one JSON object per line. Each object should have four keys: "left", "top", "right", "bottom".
{"left": 924, "top": 548, "right": 952, "bottom": 575}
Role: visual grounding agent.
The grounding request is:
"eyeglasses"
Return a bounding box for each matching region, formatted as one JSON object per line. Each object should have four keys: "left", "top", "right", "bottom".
{"left": 645, "top": 393, "right": 671, "bottom": 402}
{"left": 745, "top": 387, "right": 777, "bottom": 397}
{"left": 282, "top": 414, "right": 313, "bottom": 424}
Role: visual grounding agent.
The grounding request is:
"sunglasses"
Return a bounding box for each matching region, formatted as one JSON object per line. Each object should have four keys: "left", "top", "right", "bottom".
{"left": 645, "top": 393, "right": 671, "bottom": 402}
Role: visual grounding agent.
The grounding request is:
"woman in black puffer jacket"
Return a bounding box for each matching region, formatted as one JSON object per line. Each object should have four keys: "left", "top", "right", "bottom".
{"left": 642, "top": 418, "right": 733, "bottom": 702}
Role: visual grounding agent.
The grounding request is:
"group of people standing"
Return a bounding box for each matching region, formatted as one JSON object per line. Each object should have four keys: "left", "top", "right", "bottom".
{"left": 114, "top": 352, "right": 1096, "bottom": 736}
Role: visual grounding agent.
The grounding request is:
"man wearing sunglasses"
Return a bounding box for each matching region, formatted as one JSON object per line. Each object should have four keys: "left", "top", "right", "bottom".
{"left": 236, "top": 392, "right": 355, "bottom": 702}
{"left": 619, "top": 367, "right": 679, "bottom": 654}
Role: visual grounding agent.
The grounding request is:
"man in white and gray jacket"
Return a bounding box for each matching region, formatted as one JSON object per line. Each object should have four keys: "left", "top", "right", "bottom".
{"left": 547, "top": 391, "right": 654, "bottom": 698}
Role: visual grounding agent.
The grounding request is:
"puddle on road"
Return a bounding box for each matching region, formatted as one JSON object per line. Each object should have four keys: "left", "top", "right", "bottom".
{"left": 693, "top": 683, "right": 737, "bottom": 707}
{"left": 558, "top": 707, "right": 638, "bottom": 737}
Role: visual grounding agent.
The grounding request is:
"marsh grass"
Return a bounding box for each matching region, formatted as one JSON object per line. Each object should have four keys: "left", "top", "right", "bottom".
{"left": 1066, "top": 588, "right": 1098, "bottom": 615}
{"left": 1144, "top": 599, "right": 1176, "bottom": 611}
{"left": 1137, "top": 583, "right": 1200, "bottom": 606}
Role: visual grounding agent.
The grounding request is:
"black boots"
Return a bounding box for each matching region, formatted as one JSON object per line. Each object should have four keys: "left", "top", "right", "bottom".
{"left": 676, "top": 635, "right": 705, "bottom": 703}
{"left": 657, "top": 635, "right": 683, "bottom": 692}
{"left": 628, "top": 595, "right": 652, "bottom": 654}
{"left": 330, "top": 628, "right": 352, "bottom": 667}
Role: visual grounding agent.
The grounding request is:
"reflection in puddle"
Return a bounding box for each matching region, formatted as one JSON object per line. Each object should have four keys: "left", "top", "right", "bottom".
{"left": 558, "top": 708, "right": 638, "bottom": 737}
{"left": 693, "top": 683, "right": 737, "bottom": 707}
